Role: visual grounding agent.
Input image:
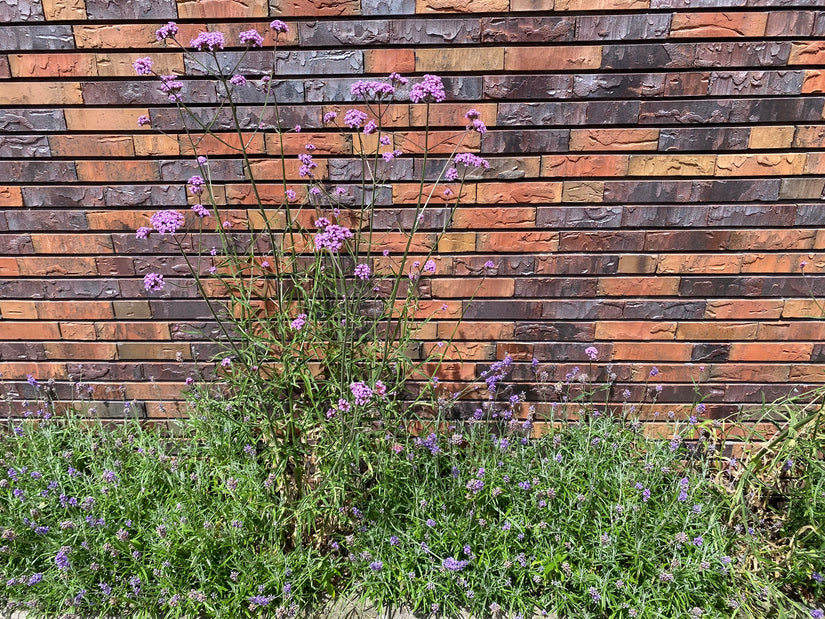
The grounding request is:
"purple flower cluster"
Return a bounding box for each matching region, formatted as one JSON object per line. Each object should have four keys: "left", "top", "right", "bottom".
{"left": 290, "top": 313, "right": 307, "bottom": 331}
{"left": 298, "top": 153, "right": 317, "bottom": 177}
{"left": 55, "top": 546, "right": 71, "bottom": 571}
{"left": 155, "top": 22, "right": 178, "bottom": 41}
{"left": 192, "top": 203, "right": 209, "bottom": 218}
{"left": 270, "top": 20, "right": 288, "bottom": 33}
{"left": 239, "top": 29, "right": 263, "bottom": 47}
{"left": 150, "top": 210, "right": 184, "bottom": 235}
{"left": 410, "top": 74, "right": 446, "bottom": 104}
{"left": 350, "top": 381, "right": 373, "bottom": 406}
{"left": 442, "top": 557, "right": 469, "bottom": 571}
{"left": 585, "top": 346, "right": 598, "bottom": 361}
{"left": 454, "top": 152, "right": 490, "bottom": 169}
{"left": 190, "top": 31, "right": 225, "bottom": 51}
{"left": 229, "top": 74, "right": 247, "bottom": 86}
{"left": 343, "top": 109, "right": 368, "bottom": 129}
{"left": 159, "top": 74, "right": 184, "bottom": 102}
{"left": 480, "top": 355, "right": 513, "bottom": 397}
{"left": 351, "top": 80, "right": 396, "bottom": 100}
{"left": 133, "top": 57, "right": 152, "bottom": 76}
{"left": 143, "top": 273, "right": 164, "bottom": 292}
{"left": 313, "top": 219, "right": 353, "bottom": 253}
{"left": 354, "top": 263, "right": 371, "bottom": 280}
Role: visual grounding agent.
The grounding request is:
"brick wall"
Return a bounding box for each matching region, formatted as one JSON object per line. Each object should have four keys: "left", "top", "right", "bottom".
{"left": 1, "top": 0, "right": 824, "bottom": 422}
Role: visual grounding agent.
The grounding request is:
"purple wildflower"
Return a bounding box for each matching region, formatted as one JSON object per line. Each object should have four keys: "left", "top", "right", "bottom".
{"left": 410, "top": 74, "right": 445, "bottom": 104}
{"left": 229, "top": 74, "right": 247, "bottom": 86}
{"left": 150, "top": 209, "right": 184, "bottom": 234}
{"left": 369, "top": 561, "right": 383, "bottom": 572}
{"left": 454, "top": 152, "right": 489, "bottom": 169}
{"left": 143, "top": 273, "right": 164, "bottom": 292}
{"left": 55, "top": 546, "right": 71, "bottom": 571}
{"left": 137, "top": 115, "right": 150, "bottom": 127}
{"left": 192, "top": 203, "right": 209, "bottom": 218}
{"left": 270, "top": 20, "right": 288, "bottom": 33}
{"left": 442, "top": 557, "right": 469, "bottom": 571}
{"left": 585, "top": 346, "right": 598, "bottom": 360}
{"left": 354, "top": 263, "right": 371, "bottom": 280}
{"left": 351, "top": 80, "right": 395, "bottom": 99}
{"left": 314, "top": 222, "right": 353, "bottom": 253}
{"left": 190, "top": 31, "right": 225, "bottom": 51}
{"left": 239, "top": 29, "right": 263, "bottom": 47}
{"left": 155, "top": 22, "right": 178, "bottom": 41}
{"left": 343, "top": 109, "right": 368, "bottom": 129}
{"left": 133, "top": 57, "right": 152, "bottom": 75}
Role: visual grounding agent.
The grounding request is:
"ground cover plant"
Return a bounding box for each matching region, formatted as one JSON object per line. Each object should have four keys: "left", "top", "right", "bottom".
{"left": 1, "top": 20, "right": 824, "bottom": 619}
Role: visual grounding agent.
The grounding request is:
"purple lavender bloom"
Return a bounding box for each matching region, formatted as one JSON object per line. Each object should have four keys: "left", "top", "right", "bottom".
{"left": 143, "top": 273, "right": 164, "bottom": 292}
{"left": 350, "top": 381, "right": 373, "bottom": 406}
{"left": 811, "top": 611, "right": 824, "bottom": 619}
{"left": 314, "top": 221, "right": 353, "bottom": 253}
{"left": 426, "top": 518, "right": 436, "bottom": 528}
{"left": 369, "top": 561, "right": 383, "bottom": 571}
{"left": 354, "top": 263, "right": 371, "bottom": 280}
{"left": 589, "top": 587, "right": 601, "bottom": 603}
{"left": 99, "top": 582, "right": 112, "bottom": 596}
{"left": 442, "top": 557, "right": 469, "bottom": 571}
{"left": 585, "top": 346, "right": 598, "bottom": 360}
{"left": 27, "top": 573, "right": 43, "bottom": 586}
{"left": 642, "top": 488, "right": 651, "bottom": 502}
{"left": 454, "top": 152, "right": 489, "bottom": 169}
{"left": 389, "top": 536, "right": 399, "bottom": 546}
{"left": 55, "top": 546, "right": 71, "bottom": 571}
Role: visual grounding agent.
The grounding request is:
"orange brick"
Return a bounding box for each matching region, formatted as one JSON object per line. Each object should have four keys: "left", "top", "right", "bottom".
{"left": 670, "top": 12, "right": 767, "bottom": 38}
{"left": 0, "top": 258, "right": 20, "bottom": 276}
{"left": 790, "top": 41, "right": 825, "bottom": 65}
{"left": 31, "top": 234, "right": 113, "bottom": 255}
{"left": 0, "top": 186, "right": 23, "bottom": 207}
{"left": 656, "top": 254, "right": 740, "bottom": 274}
{"left": 556, "top": 0, "right": 646, "bottom": 7}
{"left": 475, "top": 181, "right": 562, "bottom": 204}
{"left": 9, "top": 53, "right": 97, "bottom": 77}
{"left": 177, "top": 0, "right": 268, "bottom": 18}
{"left": 0, "top": 301, "right": 37, "bottom": 319}
{"left": 748, "top": 126, "right": 795, "bottom": 150}
{"left": 715, "top": 154, "right": 806, "bottom": 176}
{"left": 45, "top": 343, "right": 118, "bottom": 360}
{"left": 49, "top": 135, "right": 135, "bottom": 158}
{"left": 248, "top": 159, "right": 326, "bottom": 181}
{"left": 594, "top": 321, "right": 677, "bottom": 341}
{"left": 42, "top": 0, "right": 86, "bottom": 20}
{"left": 364, "top": 49, "right": 415, "bottom": 74}
{"left": 373, "top": 232, "right": 437, "bottom": 254}
{"left": 789, "top": 365, "right": 825, "bottom": 382}
{"left": 452, "top": 207, "right": 536, "bottom": 229}
{"left": 505, "top": 46, "right": 601, "bottom": 71}
{"left": 569, "top": 129, "right": 659, "bottom": 152}
{"left": 0, "top": 82, "right": 83, "bottom": 105}
{"left": 133, "top": 134, "right": 179, "bottom": 157}
{"left": 511, "top": 0, "right": 552, "bottom": 8}
{"left": 757, "top": 322, "right": 825, "bottom": 341}
{"left": 17, "top": 257, "right": 98, "bottom": 276}
{"left": 617, "top": 254, "right": 658, "bottom": 274}
{"left": 422, "top": 341, "right": 496, "bottom": 361}
{"left": 95, "top": 52, "right": 184, "bottom": 77}
{"left": 76, "top": 160, "right": 161, "bottom": 183}
{"left": 728, "top": 343, "right": 813, "bottom": 362}
{"left": 675, "top": 322, "right": 758, "bottom": 340}
{"left": 65, "top": 108, "right": 151, "bottom": 132}
{"left": 0, "top": 362, "right": 66, "bottom": 379}
{"left": 417, "top": 47, "right": 504, "bottom": 72}
{"left": 628, "top": 155, "right": 716, "bottom": 176}
{"left": 392, "top": 130, "right": 480, "bottom": 155}
{"left": 597, "top": 276, "right": 680, "bottom": 296}
{"left": 476, "top": 231, "right": 559, "bottom": 252}
{"left": 59, "top": 323, "right": 97, "bottom": 340}
{"left": 794, "top": 125, "right": 825, "bottom": 148}
{"left": 392, "top": 182, "right": 474, "bottom": 205}
{"left": 781, "top": 299, "right": 825, "bottom": 319}
{"left": 740, "top": 253, "right": 811, "bottom": 274}
{"left": 437, "top": 232, "right": 476, "bottom": 253}
{"left": 611, "top": 342, "right": 692, "bottom": 362}
{"left": 74, "top": 24, "right": 161, "bottom": 48}
{"left": 543, "top": 155, "right": 629, "bottom": 178}
{"left": 265, "top": 132, "right": 350, "bottom": 156}
{"left": 409, "top": 103, "right": 497, "bottom": 128}
{"left": 0, "top": 322, "right": 61, "bottom": 340}
{"left": 707, "top": 363, "right": 791, "bottom": 383}
{"left": 705, "top": 299, "right": 783, "bottom": 320}
{"left": 37, "top": 301, "right": 114, "bottom": 320}
{"left": 435, "top": 321, "right": 514, "bottom": 341}
{"left": 270, "top": 0, "right": 357, "bottom": 15}
{"left": 431, "top": 277, "right": 515, "bottom": 298}
{"left": 416, "top": 0, "right": 508, "bottom": 12}
{"left": 728, "top": 229, "right": 816, "bottom": 251}
{"left": 802, "top": 70, "right": 825, "bottom": 94}
{"left": 86, "top": 211, "right": 157, "bottom": 231}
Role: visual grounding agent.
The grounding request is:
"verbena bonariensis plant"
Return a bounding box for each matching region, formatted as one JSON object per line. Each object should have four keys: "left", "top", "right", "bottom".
{"left": 132, "top": 23, "right": 491, "bottom": 540}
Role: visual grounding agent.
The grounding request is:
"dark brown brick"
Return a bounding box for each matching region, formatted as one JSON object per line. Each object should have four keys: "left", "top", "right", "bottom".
{"left": 576, "top": 14, "right": 671, "bottom": 41}
{"left": 84, "top": 0, "right": 177, "bottom": 19}
{"left": 481, "top": 16, "right": 573, "bottom": 43}
{"left": 601, "top": 44, "right": 696, "bottom": 70}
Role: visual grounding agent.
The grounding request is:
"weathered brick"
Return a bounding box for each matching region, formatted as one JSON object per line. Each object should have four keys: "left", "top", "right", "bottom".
{"left": 560, "top": 231, "right": 644, "bottom": 252}
{"left": 65, "top": 108, "right": 150, "bottom": 131}
{"left": 708, "top": 70, "right": 805, "bottom": 96}
{"left": 594, "top": 321, "right": 676, "bottom": 340}
{"left": 766, "top": 11, "right": 815, "bottom": 36}
{"left": 0, "top": 160, "right": 77, "bottom": 183}
{"left": 0, "top": 0, "right": 45, "bottom": 20}
{"left": 9, "top": 52, "right": 96, "bottom": 77}
{"left": 36, "top": 301, "right": 114, "bottom": 320}
{"left": 562, "top": 181, "right": 603, "bottom": 202}
{"left": 85, "top": 0, "right": 176, "bottom": 18}
{"left": 576, "top": 13, "right": 670, "bottom": 40}
{"left": 361, "top": 0, "right": 415, "bottom": 14}
{"left": 555, "top": 0, "right": 648, "bottom": 9}
{"left": 569, "top": 128, "right": 657, "bottom": 152}
{"left": 271, "top": 0, "right": 358, "bottom": 15}
{"left": 0, "top": 24, "right": 74, "bottom": 49}
{"left": 418, "top": 46, "right": 503, "bottom": 72}
{"left": 31, "top": 233, "right": 113, "bottom": 255}
{"left": 416, "top": 0, "right": 508, "bottom": 12}
{"left": 628, "top": 154, "right": 716, "bottom": 176}
{"left": 41, "top": 0, "right": 85, "bottom": 20}
{"left": 505, "top": 46, "right": 601, "bottom": 71}
{"left": 481, "top": 17, "right": 572, "bottom": 43}
{"left": 622, "top": 205, "right": 708, "bottom": 228}
{"left": 537, "top": 206, "right": 623, "bottom": 229}
{"left": 0, "top": 109, "right": 66, "bottom": 132}
{"left": 715, "top": 153, "right": 806, "bottom": 176}
{"left": 0, "top": 134, "right": 50, "bottom": 157}
{"left": 670, "top": 12, "right": 767, "bottom": 38}
{"left": 543, "top": 155, "right": 629, "bottom": 178}
{"left": 0, "top": 323, "right": 60, "bottom": 341}
{"left": 709, "top": 203, "right": 794, "bottom": 228}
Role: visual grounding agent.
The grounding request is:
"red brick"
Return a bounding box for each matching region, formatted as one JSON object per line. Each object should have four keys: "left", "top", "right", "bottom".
{"left": 0, "top": 82, "right": 83, "bottom": 105}
{"left": 95, "top": 323, "right": 171, "bottom": 340}
{"left": 416, "top": 0, "right": 508, "bottom": 12}
{"left": 45, "top": 343, "right": 118, "bottom": 361}
{"left": 801, "top": 70, "right": 825, "bottom": 94}
{"left": 117, "top": 343, "right": 192, "bottom": 360}
{"left": 59, "top": 323, "right": 97, "bottom": 340}
{"left": 9, "top": 53, "right": 98, "bottom": 78}
{"left": 271, "top": 0, "right": 358, "bottom": 15}
{"left": 594, "top": 321, "right": 676, "bottom": 340}
{"left": 391, "top": 130, "right": 481, "bottom": 155}
{"left": 543, "top": 154, "right": 629, "bottom": 178}
{"left": 65, "top": 108, "right": 151, "bottom": 132}
{"left": 597, "top": 276, "right": 680, "bottom": 296}
{"left": 715, "top": 154, "right": 806, "bottom": 177}
{"left": 657, "top": 254, "right": 741, "bottom": 274}
{"left": 476, "top": 231, "right": 559, "bottom": 252}
{"left": 37, "top": 301, "right": 114, "bottom": 320}
{"left": 392, "top": 182, "right": 475, "bottom": 205}
{"left": 17, "top": 257, "right": 98, "bottom": 276}
{"left": 42, "top": 0, "right": 86, "bottom": 20}
{"left": 675, "top": 322, "right": 758, "bottom": 340}
{"left": 728, "top": 229, "right": 816, "bottom": 251}
{"left": 177, "top": 0, "right": 268, "bottom": 18}
{"left": 452, "top": 208, "right": 535, "bottom": 229}
{"left": 569, "top": 129, "right": 659, "bottom": 152}
{"left": 0, "top": 322, "right": 61, "bottom": 340}
{"left": 0, "top": 302, "right": 37, "bottom": 320}
{"left": 611, "top": 342, "right": 693, "bottom": 362}
{"left": 790, "top": 41, "right": 825, "bottom": 66}
{"left": 31, "top": 234, "right": 114, "bottom": 255}
{"left": 0, "top": 258, "right": 20, "bottom": 277}
{"left": 0, "top": 362, "right": 66, "bottom": 379}
{"left": 409, "top": 103, "right": 497, "bottom": 128}
{"left": 49, "top": 135, "right": 136, "bottom": 158}
{"left": 76, "top": 160, "right": 161, "bottom": 183}
{"left": 421, "top": 341, "right": 496, "bottom": 360}
{"left": 757, "top": 322, "right": 825, "bottom": 341}
{"left": 475, "top": 182, "right": 562, "bottom": 205}
{"left": 435, "top": 321, "right": 514, "bottom": 341}
{"left": 431, "top": 277, "right": 515, "bottom": 298}
{"left": 505, "top": 46, "right": 601, "bottom": 71}
{"left": 705, "top": 300, "right": 783, "bottom": 320}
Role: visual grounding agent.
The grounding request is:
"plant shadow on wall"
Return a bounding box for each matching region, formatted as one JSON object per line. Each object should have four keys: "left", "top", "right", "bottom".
{"left": 0, "top": 21, "right": 824, "bottom": 619}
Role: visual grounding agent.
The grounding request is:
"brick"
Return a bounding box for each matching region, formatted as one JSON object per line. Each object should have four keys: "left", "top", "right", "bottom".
{"left": 617, "top": 254, "right": 657, "bottom": 274}
{"left": 41, "top": 0, "right": 85, "bottom": 20}
{"left": 416, "top": 0, "right": 508, "bottom": 12}
{"left": 35, "top": 301, "right": 113, "bottom": 321}
{"left": 627, "top": 155, "right": 716, "bottom": 176}
{"left": 560, "top": 231, "right": 644, "bottom": 252}
{"left": 748, "top": 126, "right": 795, "bottom": 150}
{"left": 728, "top": 343, "right": 813, "bottom": 363}
{"left": 177, "top": 0, "right": 266, "bottom": 18}
{"left": 505, "top": 46, "right": 601, "bottom": 71}
{"left": 0, "top": 322, "right": 60, "bottom": 340}
{"left": 0, "top": 301, "right": 37, "bottom": 319}
{"left": 576, "top": 14, "right": 671, "bottom": 41}
{"left": 598, "top": 276, "right": 680, "bottom": 296}
{"left": 708, "top": 71, "right": 805, "bottom": 97}
{"left": 31, "top": 233, "right": 113, "bottom": 255}
{"left": 555, "top": 0, "right": 647, "bottom": 9}
{"left": 569, "top": 128, "right": 658, "bottom": 152}
{"left": 562, "top": 181, "right": 603, "bottom": 203}
{"left": 515, "top": 276, "right": 597, "bottom": 298}
{"left": 728, "top": 229, "right": 815, "bottom": 251}
{"left": 0, "top": 134, "right": 46, "bottom": 158}
{"left": 794, "top": 125, "right": 825, "bottom": 148}
{"left": 65, "top": 108, "right": 150, "bottom": 131}
{"left": 73, "top": 24, "right": 161, "bottom": 48}
{"left": 17, "top": 257, "right": 97, "bottom": 276}
{"left": 611, "top": 342, "right": 692, "bottom": 362}
{"left": 543, "top": 155, "right": 629, "bottom": 178}
{"left": 76, "top": 160, "right": 161, "bottom": 183}
{"left": 510, "top": 0, "right": 552, "bottom": 8}
{"left": 0, "top": 24, "right": 74, "bottom": 49}
{"left": 85, "top": 0, "right": 176, "bottom": 19}
{"left": 475, "top": 181, "right": 561, "bottom": 204}
{"left": 670, "top": 12, "right": 766, "bottom": 38}
{"left": 0, "top": 0, "right": 45, "bottom": 20}
{"left": 95, "top": 52, "right": 184, "bottom": 77}
{"left": 59, "top": 322, "right": 96, "bottom": 340}
{"left": 676, "top": 322, "right": 758, "bottom": 341}
{"left": 431, "top": 277, "right": 515, "bottom": 298}
{"left": 476, "top": 231, "right": 558, "bottom": 253}
{"left": 49, "top": 135, "right": 135, "bottom": 158}
{"left": 45, "top": 343, "right": 118, "bottom": 361}
{"left": 482, "top": 17, "right": 572, "bottom": 43}
{"left": 416, "top": 47, "right": 504, "bottom": 72}
{"left": 9, "top": 52, "right": 96, "bottom": 77}
{"left": 0, "top": 82, "right": 82, "bottom": 105}
{"left": 0, "top": 186, "right": 23, "bottom": 207}
{"left": 790, "top": 41, "right": 825, "bottom": 66}
{"left": 594, "top": 321, "right": 676, "bottom": 340}
{"left": 361, "top": 0, "right": 415, "bottom": 14}
{"left": 657, "top": 254, "right": 740, "bottom": 274}
{"left": 758, "top": 322, "right": 825, "bottom": 342}
{"left": 452, "top": 207, "right": 535, "bottom": 229}
{"left": 0, "top": 258, "right": 19, "bottom": 277}
{"left": 715, "top": 153, "right": 806, "bottom": 176}
{"left": 765, "top": 11, "right": 815, "bottom": 37}
{"left": 117, "top": 343, "right": 191, "bottom": 360}
{"left": 0, "top": 160, "right": 77, "bottom": 183}
{"left": 270, "top": 0, "right": 358, "bottom": 15}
